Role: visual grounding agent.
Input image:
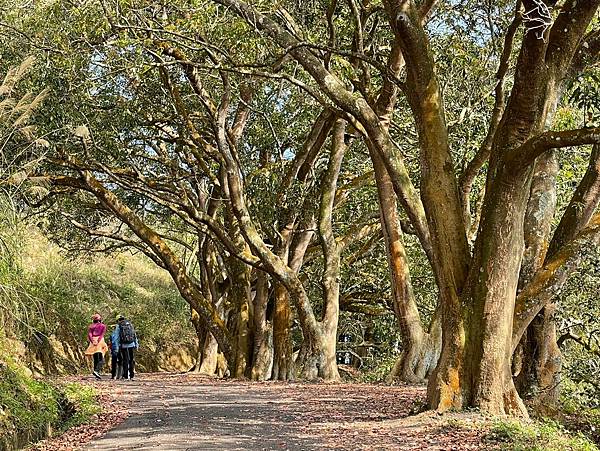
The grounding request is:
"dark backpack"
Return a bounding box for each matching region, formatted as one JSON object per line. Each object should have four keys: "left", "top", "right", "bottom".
{"left": 119, "top": 320, "right": 135, "bottom": 345}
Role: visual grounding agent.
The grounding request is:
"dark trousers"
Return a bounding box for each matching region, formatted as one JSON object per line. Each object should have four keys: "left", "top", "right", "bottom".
{"left": 120, "top": 347, "right": 135, "bottom": 379}
{"left": 111, "top": 352, "right": 122, "bottom": 379}
{"left": 93, "top": 352, "right": 104, "bottom": 373}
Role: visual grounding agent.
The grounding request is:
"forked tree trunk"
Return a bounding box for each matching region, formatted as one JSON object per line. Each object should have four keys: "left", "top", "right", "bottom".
{"left": 428, "top": 0, "right": 599, "bottom": 415}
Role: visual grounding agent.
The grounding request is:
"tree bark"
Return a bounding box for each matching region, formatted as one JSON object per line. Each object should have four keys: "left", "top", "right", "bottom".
{"left": 368, "top": 31, "right": 440, "bottom": 383}
{"left": 387, "top": 310, "right": 441, "bottom": 383}
{"left": 514, "top": 152, "right": 561, "bottom": 406}
{"left": 251, "top": 271, "right": 273, "bottom": 380}
{"left": 271, "top": 282, "right": 293, "bottom": 380}
{"left": 459, "top": 165, "right": 532, "bottom": 416}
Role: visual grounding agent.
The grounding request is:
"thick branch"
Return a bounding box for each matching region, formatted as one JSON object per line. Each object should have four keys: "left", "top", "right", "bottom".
{"left": 508, "top": 126, "right": 600, "bottom": 169}
{"left": 548, "top": 144, "right": 600, "bottom": 258}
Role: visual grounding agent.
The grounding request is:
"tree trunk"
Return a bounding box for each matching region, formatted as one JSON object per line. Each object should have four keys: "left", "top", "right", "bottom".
{"left": 369, "top": 143, "right": 439, "bottom": 382}
{"left": 189, "top": 307, "right": 208, "bottom": 372}
{"left": 317, "top": 119, "right": 346, "bottom": 382}
{"left": 251, "top": 271, "right": 273, "bottom": 380}
{"left": 514, "top": 152, "right": 562, "bottom": 407}
{"left": 513, "top": 305, "right": 561, "bottom": 413}
{"left": 387, "top": 311, "right": 442, "bottom": 383}
{"left": 229, "top": 257, "right": 253, "bottom": 378}
{"left": 198, "top": 331, "right": 220, "bottom": 375}
{"left": 514, "top": 145, "right": 600, "bottom": 406}
{"left": 428, "top": 162, "right": 532, "bottom": 416}
{"left": 271, "top": 282, "right": 293, "bottom": 380}
{"left": 427, "top": 0, "right": 599, "bottom": 414}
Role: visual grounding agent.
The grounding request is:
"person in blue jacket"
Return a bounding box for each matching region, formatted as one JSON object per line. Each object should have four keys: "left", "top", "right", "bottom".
{"left": 109, "top": 319, "right": 122, "bottom": 379}
{"left": 115, "top": 315, "right": 139, "bottom": 380}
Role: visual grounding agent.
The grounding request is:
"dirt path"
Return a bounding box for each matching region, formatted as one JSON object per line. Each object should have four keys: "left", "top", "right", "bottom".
{"left": 34, "top": 373, "right": 493, "bottom": 450}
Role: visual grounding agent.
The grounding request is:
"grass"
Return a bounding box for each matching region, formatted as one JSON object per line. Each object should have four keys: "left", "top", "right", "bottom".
{"left": 58, "top": 382, "right": 101, "bottom": 431}
{"left": 0, "top": 336, "right": 101, "bottom": 445}
{"left": 0, "top": 363, "right": 59, "bottom": 434}
{"left": 487, "top": 418, "right": 599, "bottom": 451}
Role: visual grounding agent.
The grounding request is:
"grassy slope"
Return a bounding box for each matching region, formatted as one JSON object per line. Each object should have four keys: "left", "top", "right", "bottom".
{"left": 0, "top": 334, "right": 100, "bottom": 448}
{"left": 3, "top": 227, "right": 196, "bottom": 375}
{"left": 0, "top": 223, "right": 195, "bottom": 447}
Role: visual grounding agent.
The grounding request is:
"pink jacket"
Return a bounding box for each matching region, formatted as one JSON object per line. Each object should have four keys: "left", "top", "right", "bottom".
{"left": 88, "top": 322, "right": 106, "bottom": 343}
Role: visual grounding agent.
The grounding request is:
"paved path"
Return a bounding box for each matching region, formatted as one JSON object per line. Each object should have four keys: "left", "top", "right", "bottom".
{"left": 80, "top": 373, "right": 487, "bottom": 450}
{"left": 84, "top": 375, "right": 324, "bottom": 450}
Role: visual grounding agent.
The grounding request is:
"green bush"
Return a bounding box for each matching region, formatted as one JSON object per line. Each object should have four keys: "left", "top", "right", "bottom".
{"left": 59, "top": 382, "right": 101, "bottom": 431}
{"left": 488, "top": 418, "right": 598, "bottom": 451}
{"left": 0, "top": 363, "right": 59, "bottom": 435}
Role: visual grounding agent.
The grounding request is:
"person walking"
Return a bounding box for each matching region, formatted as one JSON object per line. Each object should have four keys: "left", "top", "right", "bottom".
{"left": 84, "top": 313, "right": 108, "bottom": 379}
{"left": 117, "top": 315, "right": 138, "bottom": 380}
{"left": 109, "top": 319, "right": 122, "bottom": 379}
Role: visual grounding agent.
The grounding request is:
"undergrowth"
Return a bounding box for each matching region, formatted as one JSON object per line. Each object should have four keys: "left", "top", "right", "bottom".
{"left": 0, "top": 335, "right": 100, "bottom": 447}
{"left": 487, "top": 418, "right": 598, "bottom": 451}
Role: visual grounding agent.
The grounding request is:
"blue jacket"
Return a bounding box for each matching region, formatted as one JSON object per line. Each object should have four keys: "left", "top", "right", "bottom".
{"left": 110, "top": 327, "right": 120, "bottom": 354}
{"left": 114, "top": 321, "right": 139, "bottom": 349}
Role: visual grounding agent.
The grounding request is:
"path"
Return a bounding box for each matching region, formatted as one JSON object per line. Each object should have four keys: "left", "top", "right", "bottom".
{"left": 34, "top": 373, "right": 492, "bottom": 450}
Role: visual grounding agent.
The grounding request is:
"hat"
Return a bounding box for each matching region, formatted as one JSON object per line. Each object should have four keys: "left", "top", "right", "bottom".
{"left": 92, "top": 313, "right": 102, "bottom": 321}
{"left": 117, "top": 315, "right": 125, "bottom": 321}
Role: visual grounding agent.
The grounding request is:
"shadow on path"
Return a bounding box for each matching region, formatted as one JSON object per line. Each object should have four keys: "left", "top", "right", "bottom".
{"left": 82, "top": 373, "right": 486, "bottom": 450}
{"left": 84, "top": 375, "right": 345, "bottom": 450}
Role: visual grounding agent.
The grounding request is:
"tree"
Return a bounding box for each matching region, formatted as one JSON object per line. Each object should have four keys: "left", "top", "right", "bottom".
{"left": 208, "top": 0, "right": 600, "bottom": 415}
{"left": 3, "top": 0, "right": 600, "bottom": 417}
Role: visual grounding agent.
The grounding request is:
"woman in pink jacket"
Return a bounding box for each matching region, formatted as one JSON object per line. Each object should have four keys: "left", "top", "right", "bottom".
{"left": 84, "top": 313, "right": 108, "bottom": 379}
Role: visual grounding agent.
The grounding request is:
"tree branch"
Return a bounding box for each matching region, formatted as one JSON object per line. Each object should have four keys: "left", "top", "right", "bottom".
{"left": 508, "top": 126, "right": 600, "bottom": 169}
{"left": 547, "top": 144, "right": 600, "bottom": 258}
{"left": 459, "top": 4, "right": 522, "bottom": 225}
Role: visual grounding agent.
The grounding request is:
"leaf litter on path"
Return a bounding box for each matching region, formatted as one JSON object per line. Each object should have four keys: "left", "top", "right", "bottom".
{"left": 28, "top": 373, "right": 495, "bottom": 450}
